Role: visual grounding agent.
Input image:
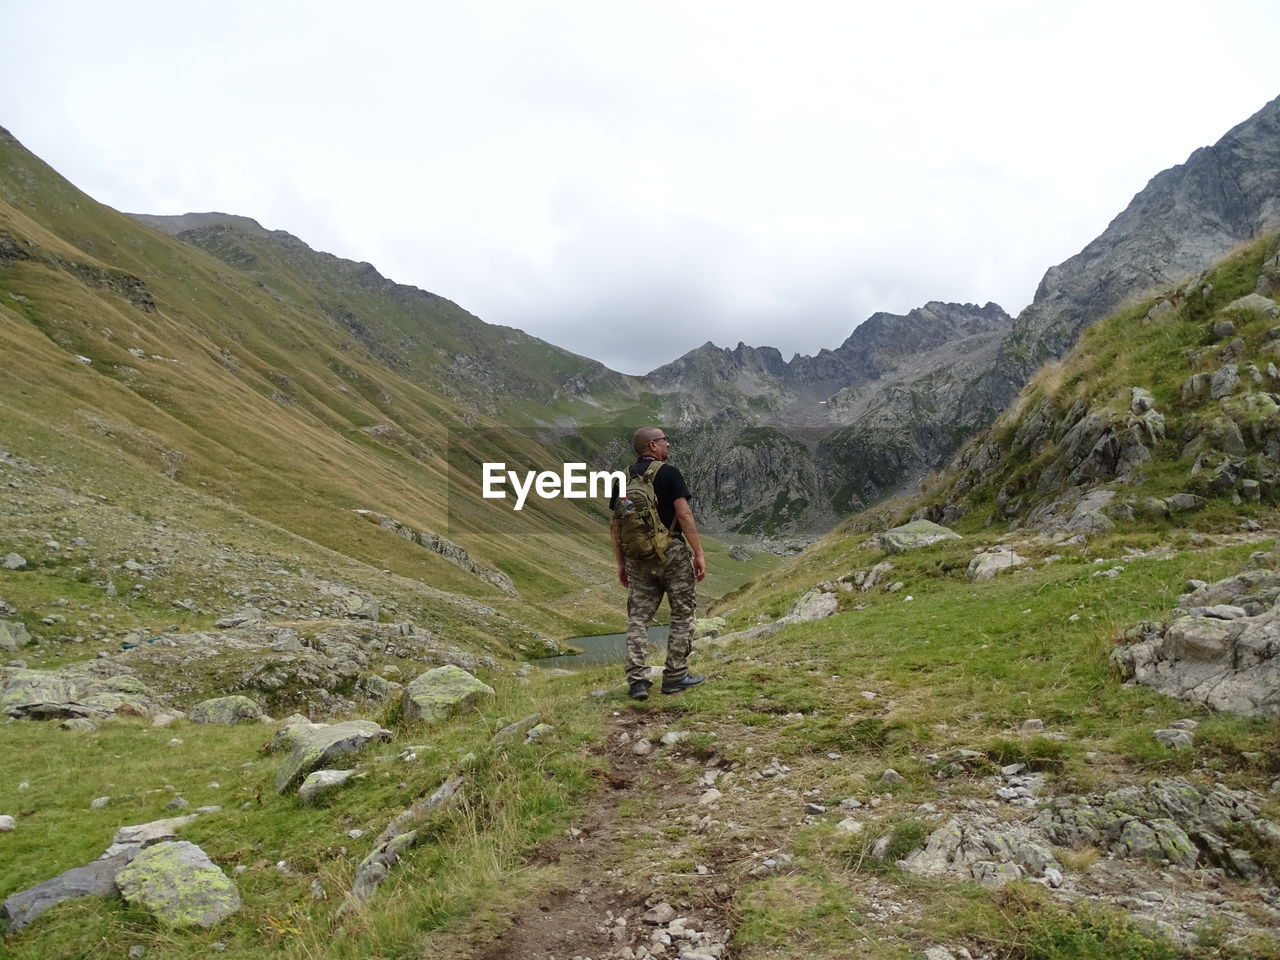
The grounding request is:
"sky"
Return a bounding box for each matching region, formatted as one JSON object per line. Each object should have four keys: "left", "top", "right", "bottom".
{"left": 3, "top": 2, "right": 1279, "bottom": 375}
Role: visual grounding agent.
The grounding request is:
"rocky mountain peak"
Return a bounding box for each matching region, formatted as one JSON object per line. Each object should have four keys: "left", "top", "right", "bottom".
{"left": 998, "top": 93, "right": 1280, "bottom": 387}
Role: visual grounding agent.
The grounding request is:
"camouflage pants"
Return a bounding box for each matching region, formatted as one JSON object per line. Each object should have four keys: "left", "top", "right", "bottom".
{"left": 625, "top": 538, "right": 697, "bottom": 685}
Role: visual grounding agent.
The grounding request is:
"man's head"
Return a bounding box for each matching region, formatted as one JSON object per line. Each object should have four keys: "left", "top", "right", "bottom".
{"left": 632, "top": 426, "right": 672, "bottom": 461}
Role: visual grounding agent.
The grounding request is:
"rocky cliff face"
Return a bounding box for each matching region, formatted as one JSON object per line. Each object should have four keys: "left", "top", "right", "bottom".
{"left": 994, "top": 94, "right": 1280, "bottom": 391}
{"left": 637, "top": 302, "right": 1015, "bottom": 534}
{"left": 638, "top": 96, "right": 1280, "bottom": 536}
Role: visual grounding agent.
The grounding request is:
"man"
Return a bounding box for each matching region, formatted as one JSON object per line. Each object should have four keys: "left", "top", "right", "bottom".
{"left": 609, "top": 426, "right": 707, "bottom": 700}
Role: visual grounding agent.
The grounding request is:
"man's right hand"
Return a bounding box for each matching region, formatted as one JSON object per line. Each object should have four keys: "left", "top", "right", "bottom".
{"left": 617, "top": 561, "right": 629, "bottom": 587}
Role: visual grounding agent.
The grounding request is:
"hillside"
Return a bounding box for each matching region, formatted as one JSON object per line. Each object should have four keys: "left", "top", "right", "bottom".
{"left": 639, "top": 95, "right": 1280, "bottom": 537}
{"left": 5, "top": 216, "right": 1280, "bottom": 958}
{"left": 0, "top": 123, "right": 773, "bottom": 672}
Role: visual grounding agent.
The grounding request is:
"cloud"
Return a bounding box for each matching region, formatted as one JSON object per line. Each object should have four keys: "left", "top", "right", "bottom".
{"left": 3, "top": 0, "right": 1278, "bottom": 378}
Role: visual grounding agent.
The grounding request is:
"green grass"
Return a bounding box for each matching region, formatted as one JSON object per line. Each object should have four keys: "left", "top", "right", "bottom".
{"left": 0, "top": 672, "right": 605, "bottom": 958}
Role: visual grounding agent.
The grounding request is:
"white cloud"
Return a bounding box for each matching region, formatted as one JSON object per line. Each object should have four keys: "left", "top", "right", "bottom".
{"left": 4, "top": 0, "right": 1278, "bottom": 374}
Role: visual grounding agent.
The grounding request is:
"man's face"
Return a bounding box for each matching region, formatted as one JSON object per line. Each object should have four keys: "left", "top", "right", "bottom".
{"left": 649, "top": 434, "right": 672, "bottom": 461}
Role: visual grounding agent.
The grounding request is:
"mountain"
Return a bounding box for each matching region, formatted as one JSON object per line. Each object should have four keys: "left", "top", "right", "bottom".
{"left": 0, "top": 125, "right": 771, "bottom": 662}
{"left": 635, "top": 94, "right": 1280, "bottom": 536}
{"left": 129, "top": 211, "right": 636, "bottom": 416}
{"left": 994, "top": 93, "right": 1280, "bottom": 389}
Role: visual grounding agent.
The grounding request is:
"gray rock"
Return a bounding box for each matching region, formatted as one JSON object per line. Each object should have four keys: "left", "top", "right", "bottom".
{"left": 1154, "top": 728, "right": 1195, "bottom": 749}
{"left": 1, "top": 667, "right": 158, "bottom": 721}
{"left": 902, "top": 817, "right": 1060, "bottom": 885}
{"left": 2, "top": 553, "right": 27, "bottom": 570}
{"left": 879, "top": 768, "right": 904, "bottom": 785}
{"left": 967, "top": 547, "right": 1028, "bottom": 582}
{"left": 2, "top": 852, "right": 134, "bottom": 931}
{"left": 339, "top": 592, "right": 379, "bottom": 621}
{"left": 1223, "top": 293, "right": 1280, "bottom": 319}
{"left": 1167, "top": 493, "right": 1207, "bottom": 513}
{"left": 644, "top": 902, "right": 678, "bottom": 924}
{"left": 274, "top": 720, "right": 392, "bottom": 793}
{"left": 0, "top": 620, "right": 30, "bottom": 651}
{"left": 339, "top": 776, "right": 463, "bottom": 911}
{"left": 298, "top": 769, "right": 358, "bottom": 804}
{"left": 877, "top": 521, "right": 961, "bottom": 554}
{"left": 401, "top": 665, "right": 494, "bottom": 725}
{"left": 266, "top": 713, "right": 316, "bottom": 753}
{"left": 101, "top": 815, "right": 200, "bottom": 859}
{"left": 1210, "top": 364, "right": 1240, "bottom": 400}
{"left": 0, "top": 814, "right": 14, "bottom": 831}
{"left": 189, "top": 695, "right": 265, "bottom": 725}
{"left": 114, "top": 841, "right": 241, "bottom": 928}
{"left": 787, "top": 588, "right": 839, "bottom": 621}
{"left": 524, "top": 723, "right": 555, "bottom": 743}
{"left": 493, "top": 713, "right": 541, "bottom": 742}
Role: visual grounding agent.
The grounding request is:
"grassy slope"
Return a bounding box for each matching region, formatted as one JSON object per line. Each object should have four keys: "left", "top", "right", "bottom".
{"left": 0, "top": 130, "right": 773, "bottom": 649}
{"left": 8, "top": 159, "right": 1280, "bottom": 960}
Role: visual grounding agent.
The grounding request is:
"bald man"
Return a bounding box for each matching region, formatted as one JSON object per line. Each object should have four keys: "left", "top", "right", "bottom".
{"left": 609, "top": 426, "right": 707, "bottom": 700}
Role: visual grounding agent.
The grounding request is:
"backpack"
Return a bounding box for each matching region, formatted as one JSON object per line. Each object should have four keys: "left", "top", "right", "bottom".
{"left": 613, "top": 460, "right": 671, "bottom": 566}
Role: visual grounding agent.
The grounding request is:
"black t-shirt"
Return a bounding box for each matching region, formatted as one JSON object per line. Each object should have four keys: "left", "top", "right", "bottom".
{"left": 609, "top": 457, "right": 693, "bottom": 538}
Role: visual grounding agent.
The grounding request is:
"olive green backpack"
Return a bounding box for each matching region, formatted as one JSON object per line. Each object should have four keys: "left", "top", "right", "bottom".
{"left": 614, "top": 460, "right": 671, "bottom": 566}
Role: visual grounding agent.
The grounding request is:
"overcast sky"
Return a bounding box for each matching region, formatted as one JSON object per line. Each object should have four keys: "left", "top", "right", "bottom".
{"left": 4, "top": 2, "right": 1278, "bottom": 375}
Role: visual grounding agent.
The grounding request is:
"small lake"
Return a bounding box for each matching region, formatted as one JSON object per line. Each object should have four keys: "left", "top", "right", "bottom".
{"left": 535, "top": 624, "right": 670, "bottom": 669}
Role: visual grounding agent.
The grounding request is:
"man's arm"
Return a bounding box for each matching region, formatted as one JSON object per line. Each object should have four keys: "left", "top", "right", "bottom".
{"left": 610, "top": 516, "right": 628, "bottom": 587}
{"left": 672, "top": 498, "right": 706, "bottom": 581}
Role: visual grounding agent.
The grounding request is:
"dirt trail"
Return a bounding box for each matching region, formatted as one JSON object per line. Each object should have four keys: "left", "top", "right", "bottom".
{"left": 464, "top": 713, "right": 744, "bottom": 960}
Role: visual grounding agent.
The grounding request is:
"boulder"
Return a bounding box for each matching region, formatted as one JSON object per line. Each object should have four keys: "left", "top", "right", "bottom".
{"left": 2, "top": 853, "right": 134, "bottom": 931}
{"left": 274, "top": 720, "right": 392, "bottom": 793}
{"left": 0, "top": 620, "right": 30, "bottom": 652}
{"left": 101, "top": 815, "right": 200, "bottom": 859}
{"left": 695, "top": 616, "right": 728, "bottom": 638}
{"left": 402, "top": 665, "right": 494, "bottom": 725}
{"left": 339, "top": 592, "right": 379, "bottom": 621}
{"left": 189, "top": 695, "right": 265, "bottom": 725}
{"left": 876, "top": 521, "right": 961, "bottom": 554}
{"left": 1, "top": 667, "right": 158, "bottom": 720}
{"left": 2, "top": 553, "right": 27, "bottom": 570}
{"left": 787, "top": 588, "right": 839, "bottom": 622}
{"left": 266, "top": 713, "right": 317, "bottom": 753}
{"left": 1223, "top": 293, "right": 1280, "bottom": 320}
{"left": 299, "top": 769, "right": 359, "bottom": 804}
{"left": 114, "top": 841, "right": 241, "bottom": 928}
{"left": 967, "top": 547, "right": 1028, "bottom": 582}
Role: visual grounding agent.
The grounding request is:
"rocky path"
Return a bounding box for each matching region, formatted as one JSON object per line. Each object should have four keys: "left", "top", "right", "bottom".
{"left": 461, "top": 713, "right": 741, "bottom": 960}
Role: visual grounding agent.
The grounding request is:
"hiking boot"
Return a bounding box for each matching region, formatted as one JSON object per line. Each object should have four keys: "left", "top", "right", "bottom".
{"left": 661, "top": 674, "right": 705, "bottom": 695}
{"left": 628, "top": 680, "right": 651, "bottom": 701}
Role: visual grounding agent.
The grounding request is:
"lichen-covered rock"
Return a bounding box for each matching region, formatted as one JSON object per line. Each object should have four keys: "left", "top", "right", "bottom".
{"left": 267, "top": 713, "right": 316, "bottom": 753}
{"left": 901, "top": 817, "right": 1061, "bottom": 886}
{"left": 1, "top": 667, "right": 158, "bottom": 720}
{"left": 274, "top": 720, "right": 392, "bottom": 793}
{"left": 114, "top": 841, "right": 240, "bottom": 928}
{"left": 0, "top": 620, "right": 30, "bottom": 651}
{"left": 876, "top": 521, "right": 961, "bottom": 554}
{"left": 402, "top": 665, "right": 494, "bottom": 725}
{"left": 967, "top": 547, "right": 1028, "bottom": 582}
{"left": 339, "top": 592, "right": 379, "bottom": 621}
{"left": 1114, "top": 560, "right": 1280, "bottom": 716}
{"left": 299, "top": 768, "right": 359, "bottom": 804}
{"left": 695, "top": 617, "right": 728, "bottom": 638}
{"left": 1222, "top": 292, "right": 1280, "bottom": 319}
{"left": 787, "top": 588, "right": 839, "bottom": 622}
{"left": 1033, "top": 777, "right": 1267, "bottom": 876}
{"left": 189, "top": 695, "right": 265, "bottom": 725}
